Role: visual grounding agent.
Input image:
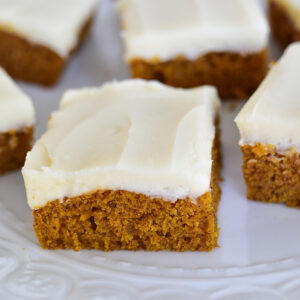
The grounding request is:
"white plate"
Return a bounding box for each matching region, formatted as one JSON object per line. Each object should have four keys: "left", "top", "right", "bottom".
{"left": 0, "top": 1, "right": 300, "bottom": 299}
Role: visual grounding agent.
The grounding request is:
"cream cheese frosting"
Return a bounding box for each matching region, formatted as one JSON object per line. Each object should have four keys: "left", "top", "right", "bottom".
{"left": 235, "top": 42, "right": 300, "bottom": 152}
{"left": 0, "top": 0, "right": 99, "bottom": 57}
{"left": 118, "top": 0, "right": 269, "bottom": 61}
{"left": 22, "top": 79, "right": 221, "bottom": 209}
{"left": 0, "top": 67, "right": 35, "bottom": 133}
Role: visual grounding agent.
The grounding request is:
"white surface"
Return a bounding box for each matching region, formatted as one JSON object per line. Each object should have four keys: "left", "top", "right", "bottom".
{"left": 118, "top": 0, "right": 269, "bottom": 61}
{"left": 235, "top": 42, "right": 300, "bottom": 152}
{"left": 23, "top": 80, "right": 220, "bottom": 209}
{"left": 0, "top": 67, "right": 35, "bottom": 132}
{"left": 0, "top": 0, "right": 300, "bottom": 299}
{"left": 0, "top": 0, "right": 99, "bottom": 57}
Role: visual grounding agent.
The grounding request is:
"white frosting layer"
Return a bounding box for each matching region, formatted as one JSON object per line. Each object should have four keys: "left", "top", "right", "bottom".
{"left": 0, "top": 67, "right": 35, "bottom": 132}
{"left": 0, "top": 0, "right": 99, "bottom": 57}
{"left": 22, "top": 80, "right": 221, "bottom": 209}
{"left": 271, "top": 0, "right": 300, "bottom": 28}
{"left": 118, "top": 0, "right": 269, "bottom": 61}
{"left": 235, "top": 42, "right": 300, "bottom": 152}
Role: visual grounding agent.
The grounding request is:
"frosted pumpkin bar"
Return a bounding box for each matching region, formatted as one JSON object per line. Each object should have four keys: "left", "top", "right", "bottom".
{"left": 235, "top": 43, "right": 300, "bottom": 207}
{"left": 0, "top": 0, "right": 99, "bottom": 86}
{"left": 22, "top": 79, "right": 222, "bottom": 251}
{"left": 0, "top": 67, "right": 35, "bottom": 175}
{"left": 118, "top": 0, "right": 269, "bottom": 99}
{"left": 268, "top": 0, "right": 300, "bottom": 48}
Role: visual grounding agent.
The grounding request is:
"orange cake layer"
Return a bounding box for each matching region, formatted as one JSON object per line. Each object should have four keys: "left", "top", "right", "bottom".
{"left": 32, "top": 129, "right": 221, "bottom": 252}
{"left": 0, "top": 18, "right": 92, "bottom": 86}
{"left": 241, "top": 144, "right": 300, "bottom": 208}
{"left": 269, "top": 1, "right": 300, "bottom": 48}
{"left": 130, "top": 50, "right": 268, "bottom": 100}
{"left": 0, "top": 127, "right": 33, "bottom": 175}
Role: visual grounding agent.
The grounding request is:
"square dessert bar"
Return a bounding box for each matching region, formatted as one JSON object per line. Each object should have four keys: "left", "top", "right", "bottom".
{"left": 118, "top": 0, "right": 269, "bottom": 99}
{"left": 268, "top": 0, "right": 300, "bottom": 48}
{"left": 0, "top": 67, "right": 35, "bottom": 175}
{"left": 23, "top": 79, "right": 222, "bottom": 252}
{"left": 235, "top": 43, "right": 300, "bottom": 207}
{"left": 0, "top": 0, "right": 99, "bottom": 86}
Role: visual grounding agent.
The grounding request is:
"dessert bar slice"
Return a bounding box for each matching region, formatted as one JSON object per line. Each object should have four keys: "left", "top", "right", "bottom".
{"left": 118, "top": 0, "right": 269, "bottom": 99}
{"left": 235, "top": 43, "right": 300, "bottom": 207}
{"left": 0, "top": 0, "right": 99, "bottom": 86}
{"left": 23, "top": 79, "right": 222, "bottom": 251}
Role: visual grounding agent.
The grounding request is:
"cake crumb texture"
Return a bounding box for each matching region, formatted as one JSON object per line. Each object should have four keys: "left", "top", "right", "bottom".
{"left": 0, "top": 127, "right": 33, "bottom": 175}
{"left": 242, "top": 143, "right": 300, "bottom": 207}
{"left": 269, "top": 1, "right": 300, "bottom": 48}
{"left": 130, "top": 50, "right": 267, "bottom": 99}
{"left": 33, "top": 131, "right": 221, "bottom": 252}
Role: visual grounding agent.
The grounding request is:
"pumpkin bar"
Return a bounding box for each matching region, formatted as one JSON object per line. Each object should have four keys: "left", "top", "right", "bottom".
{"left": 0, "top": 67, "right": 35, "bottom": 175}
{"left": 235, "top": 42, "right": 300, "bottom": 207}
{"left": 268, "top": 0, "right": 300, "bottom": 48}
{"left": 0, "top": 0, "right": 99, "bottom": 86}
{"left": 118, "top": 0, "right": 269, "bottom": 99}
{"left": 22, "top": 79, "right": 222, "bottom": 251}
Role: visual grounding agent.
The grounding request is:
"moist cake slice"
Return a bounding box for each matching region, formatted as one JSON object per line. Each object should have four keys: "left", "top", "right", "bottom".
{"left": 0, "top": 67, "right": 35, "bottom": 175}
{"left": 0, "top": 0, "right": 99, "bottom": 86}
{"left": 118, "top": 0, "right": 269, "bottom": 99}
{"left": 22, "top": 79, "right": 222, "bottom": 251}
{"left": 268, "top": 0, "right": 300, "bottom": 48}
{"left": 235, "top": 42, "right": 300, "bottom": 207}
